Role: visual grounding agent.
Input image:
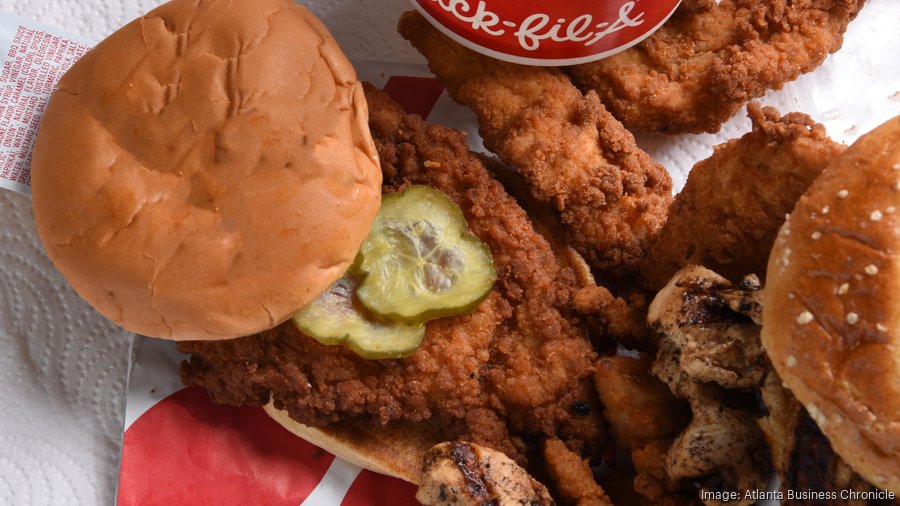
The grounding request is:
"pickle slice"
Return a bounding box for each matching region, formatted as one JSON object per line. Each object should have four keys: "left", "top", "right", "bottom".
{"left": 355, "top": 185, "right": 496, "bottom": 324}
{"left": 292, "top": 275, "right": 425, "bottom": 359}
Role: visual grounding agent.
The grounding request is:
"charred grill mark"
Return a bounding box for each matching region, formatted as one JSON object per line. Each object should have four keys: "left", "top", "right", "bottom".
{"left": 786, "top": 416, "right": 887, "bottom": 505}
{"left": 680, "top": 282, "right": 742, "bottom": 325}
{"left": 676, "top": 278, "right": 760, "bottom": 328}
{"left": 787, "top": 414, "right": 836, "bottom": 500}
{"left": 449, "top": 442, "right": 497, "bottom": 505}
{"left": 739, "top": 274, "right": 762, "bottom": 291}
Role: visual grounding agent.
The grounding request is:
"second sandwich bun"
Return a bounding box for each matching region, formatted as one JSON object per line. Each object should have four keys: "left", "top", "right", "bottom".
{"left": 763, "top": 116, "right": 900, "bottom": 493}
{"left": 31, "top": 0, "right": 381, "bottom": 341}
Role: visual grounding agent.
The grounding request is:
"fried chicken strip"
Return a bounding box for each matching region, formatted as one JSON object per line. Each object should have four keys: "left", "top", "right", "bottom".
{"left": 543, "top": 439, "right": 613, "bottom": 506}
{"left": 641, "top": 104, "right": 844, "bottom": 290}
{"left": 487, "top": 156, "right": 650, "bottom": 347}
{"left": 595, "top": 354, "right": 689, "bottom": 502}
{"left": 398, "top": 11, "right": 672, "bottom": 277}
{"left": 179, "top": 85, "right": 605, "bottom": 464}
{"left": 569, "top": 0, "right": 865, "bottom": 133}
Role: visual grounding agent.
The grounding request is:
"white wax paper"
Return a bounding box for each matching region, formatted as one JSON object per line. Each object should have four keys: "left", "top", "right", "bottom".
{"left": 0, "top": 0, "right": 897, "bottom": 504}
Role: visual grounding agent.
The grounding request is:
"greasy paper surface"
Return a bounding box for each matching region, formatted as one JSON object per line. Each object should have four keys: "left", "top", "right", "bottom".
{"left": 0, "top": 0, "right": 898, "bottom": 504}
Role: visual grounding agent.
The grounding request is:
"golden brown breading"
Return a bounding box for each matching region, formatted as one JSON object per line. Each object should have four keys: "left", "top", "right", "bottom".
{"left": 543, "top": 439, "right": 613, "bottom": 506}
{"left": 573, "top": 286, "right": 650, "bottom": 350}
{"left": 568, "top": 0, "right": 865, "bottom": 134}
{"left": 594, "top": 355, "right": 689, "bottom": 502}
{"left": 398, "top": 11, "right": 672, "bottom": 277}
{"left": 600, "top": 469, "right": 704, "bottom": 506}
{"left": 178, "top": 85, "right": 605, "bottom": 465}
{"left": 488, "top": 158, "right": 652, "bottom": 346}
{"left": 595, "top": 355, "right": 687, "bottom": 450}
{"left": 631, "top": 440, "right": 680, "bottom": 502}
{"left": 641, "top": 104, "right": 844, "bottom": 290}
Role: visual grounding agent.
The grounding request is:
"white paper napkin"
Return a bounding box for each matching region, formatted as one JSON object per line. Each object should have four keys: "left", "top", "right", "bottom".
{"left": 0, "top": 0, "right": 897, "bottom": 504}
{"left": 635, "top": 0, "right": 900, "bottom": 189}
{"left": 0, "top": 190, "right": 131, "bottom": 504}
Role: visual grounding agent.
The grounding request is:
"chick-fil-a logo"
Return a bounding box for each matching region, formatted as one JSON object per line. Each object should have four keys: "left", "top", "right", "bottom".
{"left": 430, "top": 0, "right": 505, "bottom": 35}
{"left": 411, "top": 0, "right": 681, "bottom": 66}
{"left": 516, "top": 4, "right": 646, "bottom": 50}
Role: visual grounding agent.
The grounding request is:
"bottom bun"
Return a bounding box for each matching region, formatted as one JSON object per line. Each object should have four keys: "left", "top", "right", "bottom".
{"left": 264, "top": 402, "right": 442, "bottom": 484}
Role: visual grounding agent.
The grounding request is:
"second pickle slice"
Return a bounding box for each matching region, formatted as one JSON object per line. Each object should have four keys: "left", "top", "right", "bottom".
{"left": 355, "top": 185, "right": 496, "bottom": 324}
{"left": 292, "top": 275, "right": 425, "bottom": 359}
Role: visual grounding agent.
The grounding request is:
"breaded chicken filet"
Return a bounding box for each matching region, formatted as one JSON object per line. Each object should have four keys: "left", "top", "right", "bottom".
{"left": 568, "top": 0, "right": 865, "bottom": 134}
{"left": 641, "top": 104, "right": 844, "bottom": 290}
{"left": 178, "top": 85, "right": 606, "bottom": 464}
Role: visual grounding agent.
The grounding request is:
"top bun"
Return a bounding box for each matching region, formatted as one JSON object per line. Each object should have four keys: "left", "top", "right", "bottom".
{"left": 763, "top": 116, "right": 900, "bottom": 492}
{"left": 31, "top": 0, "right": 381, "bottom": 341}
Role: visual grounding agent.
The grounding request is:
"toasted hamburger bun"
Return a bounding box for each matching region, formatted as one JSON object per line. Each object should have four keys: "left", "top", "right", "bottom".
{"left": 763, "top": 116, "right": 900, "bottom": 493}
{"left": 264, "top": 402, "right": 441, "bottom": 483}
{"left": 31, "top": 0, "right": 381, "bottom": 341}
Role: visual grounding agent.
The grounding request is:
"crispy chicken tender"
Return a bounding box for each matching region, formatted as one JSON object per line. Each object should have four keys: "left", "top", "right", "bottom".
{"left": 488, "top": 158, "right": 652, "bottom": 346}
{"left": 595, "top": 355, "right": 687, "bottom": 451}
{"left": 178, "top": 85, "right": 605, "bottom": 465}
{"left": 398, "top": 11, "right": 673, "bottom": 277}
{"left": 641, "top": 104, "right": 844, "bottom": 290}
{"left": 568, "top": 0, "right": 865, "bottom": 133}
{"left": 574, "top": 286, "right": 651, "bottom": 350}
{"left": 595, "top": 354, "right": 690, "bottom": 502}
{"left": 543, "top": 439, "right": 613, "bottom": 506}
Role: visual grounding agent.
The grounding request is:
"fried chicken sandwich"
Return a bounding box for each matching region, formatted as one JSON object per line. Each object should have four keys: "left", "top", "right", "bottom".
{"left": 178, "top": 82, "right": 607, "bottom": 485}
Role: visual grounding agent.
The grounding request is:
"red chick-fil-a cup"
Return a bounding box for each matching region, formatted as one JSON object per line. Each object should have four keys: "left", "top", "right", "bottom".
{"left": 410, "top": 0, "right": 682, "bottom": 66}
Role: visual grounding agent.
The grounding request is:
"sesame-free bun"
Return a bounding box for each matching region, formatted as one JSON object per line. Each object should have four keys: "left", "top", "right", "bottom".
{"left": 264, "top": 401, "right": 441, "bottom": 484}
{"left": 31, "top": 0, "right": 381, "bottom": 341}
{"left": 763, "top": 116, "right": 900, "bottom": 493}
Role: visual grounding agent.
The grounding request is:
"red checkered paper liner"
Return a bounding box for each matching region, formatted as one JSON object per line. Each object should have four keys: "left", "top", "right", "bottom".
{"left": 117, "top": 61, "right": 486, "bottom": 506}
